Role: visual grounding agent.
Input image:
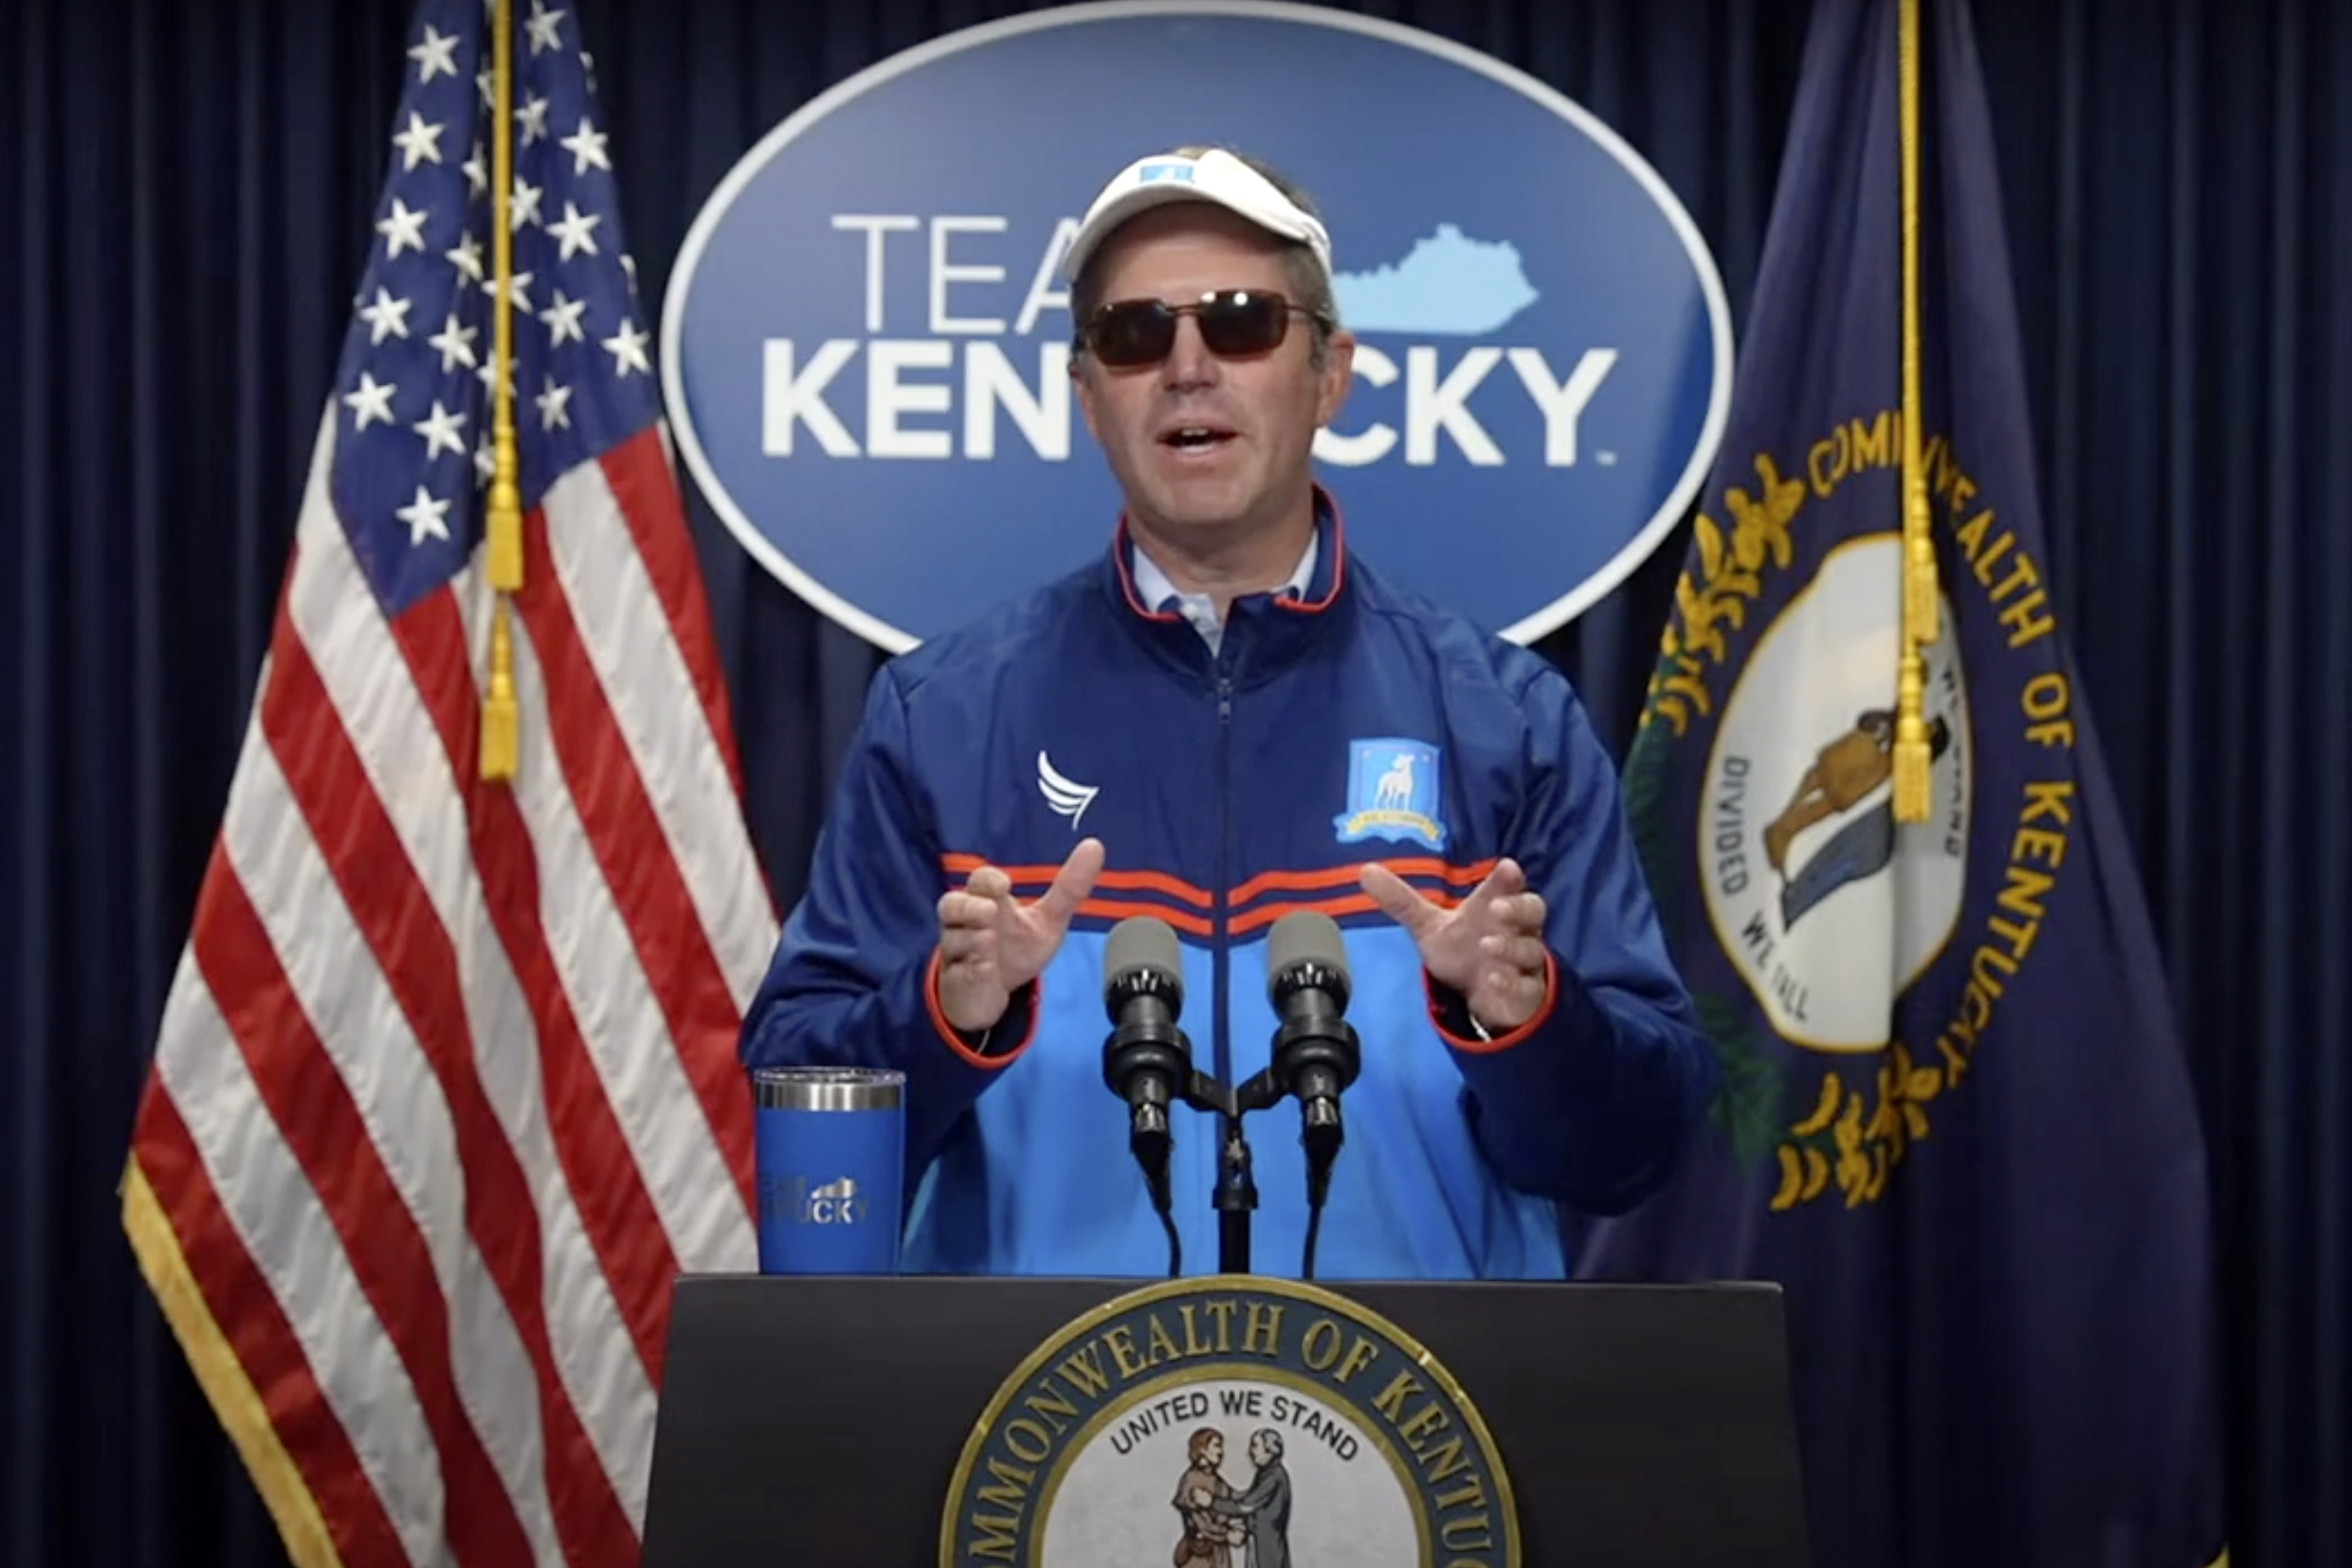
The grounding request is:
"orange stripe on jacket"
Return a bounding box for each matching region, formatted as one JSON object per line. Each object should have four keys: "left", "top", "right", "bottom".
{"left": 1229, "top": 886, "right": 1481, "bottom": 937}
{"left": 939, "top": 855, "right": 1489, "bottom": 940}
{"left": 940, "top": 855, "right": 1214, "bottom": 909}
{"left": 1228, "top": 857, "right": 1497, "bottom": 908}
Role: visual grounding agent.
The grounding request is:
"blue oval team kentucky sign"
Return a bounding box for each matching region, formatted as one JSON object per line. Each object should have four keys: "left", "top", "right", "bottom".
{"left": 661, "top": 0, "right": 1732, "bottom": 650}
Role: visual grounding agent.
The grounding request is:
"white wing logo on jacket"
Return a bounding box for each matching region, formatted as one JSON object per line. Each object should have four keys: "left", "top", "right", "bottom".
{"left": 1037, "top": 751, "right": 1099, "bottom": 830}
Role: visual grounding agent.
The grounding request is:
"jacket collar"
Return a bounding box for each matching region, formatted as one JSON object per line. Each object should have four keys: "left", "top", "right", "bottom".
{"left": 1102, "top": 484, "right": 1353, "bottom": 684}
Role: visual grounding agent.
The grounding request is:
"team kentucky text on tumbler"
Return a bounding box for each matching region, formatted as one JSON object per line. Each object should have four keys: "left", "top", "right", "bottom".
{"left": 751, "top": 1067, "right": 906, "bottom": 1275}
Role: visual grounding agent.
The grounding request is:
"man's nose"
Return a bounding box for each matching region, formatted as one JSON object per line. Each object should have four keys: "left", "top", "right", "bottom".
{"left": 1158, "top": 314, "right": 1219, "bottom": 389}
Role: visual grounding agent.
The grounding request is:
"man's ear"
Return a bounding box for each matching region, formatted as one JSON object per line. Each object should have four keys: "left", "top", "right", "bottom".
{"left": 1070, "top": 352, "right": 1104, "bottom": 446}
{"left": 1313, "top": 329, "right": 1357, "bottom": 428}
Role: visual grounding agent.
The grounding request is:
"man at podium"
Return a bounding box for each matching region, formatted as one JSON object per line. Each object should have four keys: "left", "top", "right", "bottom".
{"left": 738, "top": 145, "right": 1714, "bottom": 1284}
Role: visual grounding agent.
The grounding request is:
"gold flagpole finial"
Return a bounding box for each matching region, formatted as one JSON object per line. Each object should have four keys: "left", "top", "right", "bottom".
{"left": 480, "top": 0, "right": 522, "bottom": 781}
{"left": 1892, "top": 0, "right": 1936, "bottom": 823}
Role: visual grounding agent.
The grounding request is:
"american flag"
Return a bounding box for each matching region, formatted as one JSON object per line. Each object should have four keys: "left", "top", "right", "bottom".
{"left": 119, "top": 3, "right": 775, "bottom": 1565}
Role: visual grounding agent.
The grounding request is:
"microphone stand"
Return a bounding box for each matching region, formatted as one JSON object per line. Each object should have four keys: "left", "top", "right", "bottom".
{"left": 1127, "top": 1067, "right": 1267, "bottom": 1278}
{"left": 1216, "top": 1070, "right": 1304, "bottom": 1277}
{"left": 1124, "top": 1053, "right": 1349, "bottom": 1280}
{"left": 1121, "top": 1067, "right": 1265, "bottom": 1278}
{"left": 1212, "top": 1110, "right": 1257, "bottom": 1275}
{"left": 1145, "top": 1067, "right": 1236, "bottom": 1279}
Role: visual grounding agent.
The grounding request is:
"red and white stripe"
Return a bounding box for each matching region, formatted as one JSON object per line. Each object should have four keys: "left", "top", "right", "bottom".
{"left": 127, "top": 406, "right": 774, "bottom": 1568}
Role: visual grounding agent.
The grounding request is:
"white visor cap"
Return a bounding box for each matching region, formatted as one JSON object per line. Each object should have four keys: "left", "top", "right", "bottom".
{"left": 1060, "top": 148, "right": 1333, "bottom": 289}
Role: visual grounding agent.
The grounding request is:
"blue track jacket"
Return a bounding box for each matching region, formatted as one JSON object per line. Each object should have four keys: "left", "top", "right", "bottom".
{"left": 740, "top": 501, "right": 1714, "bottom": 1282}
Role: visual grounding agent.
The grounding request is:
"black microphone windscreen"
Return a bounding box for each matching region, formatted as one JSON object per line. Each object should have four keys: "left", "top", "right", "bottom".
{"left": 1104, "top": 915, "right": 1183, "bottom": 1007}
{"left": 1266, "top": 910, "right": 1349, "bottom": 996}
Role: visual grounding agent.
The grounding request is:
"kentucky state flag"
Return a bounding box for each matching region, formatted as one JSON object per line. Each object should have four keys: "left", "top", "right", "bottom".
{"left": 1572, "top": 2, "right": 2230, "bottom": 1566}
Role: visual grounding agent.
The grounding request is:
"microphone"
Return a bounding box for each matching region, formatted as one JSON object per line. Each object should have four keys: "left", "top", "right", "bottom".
{"left": 1102, "top": 916, "right": 1193, "bottom": 1275}
{"left": 1265, "top": 912, "right": 1362, "bottom": 1279}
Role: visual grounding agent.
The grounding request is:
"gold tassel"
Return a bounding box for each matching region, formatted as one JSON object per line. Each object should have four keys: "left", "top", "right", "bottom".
{"left": 1905, "top": 480, "right": 1938, "bottom": 647}
{"left": 480, "top": 0, "right": 522, "bottom": 781}
{"left": 481, "top": 600, "right": 520, "bottom": 781}
{"left": 1893, "top": 646, "right": 1931, "bottom": 821}
{"left": 1892, "top": 0, "right": 1937, "bottom": 824}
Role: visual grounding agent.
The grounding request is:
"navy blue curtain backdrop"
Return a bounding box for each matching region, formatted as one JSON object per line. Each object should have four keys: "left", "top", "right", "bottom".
{"left": 5, "top": 2, "right": 2345, "bottom": 1566}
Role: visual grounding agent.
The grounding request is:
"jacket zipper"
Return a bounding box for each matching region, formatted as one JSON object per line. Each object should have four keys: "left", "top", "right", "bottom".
{"left": 1211, "top": 653, "right": 1235, "bottom": 1092}
{"left": 1207, "top": 650, "right": 1242, "bottom": 1275}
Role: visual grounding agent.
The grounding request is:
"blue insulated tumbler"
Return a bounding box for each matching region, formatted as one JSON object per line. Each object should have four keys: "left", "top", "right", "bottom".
{"left": 751, "top": 1067, "right": 905, "bottom": 1275}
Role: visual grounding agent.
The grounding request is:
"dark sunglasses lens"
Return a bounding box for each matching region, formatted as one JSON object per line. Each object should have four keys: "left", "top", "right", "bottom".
{"left": 1087, "top": 293, "right": 1299, "bottom": 366}
{"left": 1088, "top": 302, "right": 1176, "bottom": 367}
{"left": 1197, "top": 294, "right": 1290, "bottom": 356}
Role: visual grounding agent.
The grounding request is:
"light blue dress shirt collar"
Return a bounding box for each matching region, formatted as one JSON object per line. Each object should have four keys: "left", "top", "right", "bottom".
{"left": 1129, "top": 530, "right": 1319, "bottom": 655}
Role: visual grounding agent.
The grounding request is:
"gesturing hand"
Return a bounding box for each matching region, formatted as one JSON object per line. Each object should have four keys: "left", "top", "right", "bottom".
{"left": 936, "top": 838, "right": 1105, "bottom": 1032}
{"left": 1359, "top": 857, "right": 1551, "bottom": 1033}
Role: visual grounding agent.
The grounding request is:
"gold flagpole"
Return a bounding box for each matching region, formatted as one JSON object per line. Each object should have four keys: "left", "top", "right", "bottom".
{"left": 1892, "top": 0, "right": 1937, "bottom": 822}
{"left": 481, "top": 0, "right": 522, "bottom": 781}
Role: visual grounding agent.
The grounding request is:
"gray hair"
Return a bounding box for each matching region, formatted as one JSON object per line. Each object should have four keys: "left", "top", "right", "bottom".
{"left": 1069, "top": 144, "right": 1340, "bottom": 368}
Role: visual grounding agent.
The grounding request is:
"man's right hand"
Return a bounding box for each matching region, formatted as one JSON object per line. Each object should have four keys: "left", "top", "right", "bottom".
{"left": 935, "top": 837, "right": 1105, "bottom": 1033}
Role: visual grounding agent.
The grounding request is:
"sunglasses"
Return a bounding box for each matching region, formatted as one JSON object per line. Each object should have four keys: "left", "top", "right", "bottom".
{"left": 1080, "top": 289, "right": 1325, "bottom": 368}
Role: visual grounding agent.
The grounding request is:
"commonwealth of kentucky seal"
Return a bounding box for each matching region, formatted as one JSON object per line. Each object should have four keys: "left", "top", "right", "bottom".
{"left": 1699, "top": 535, "right": 1973, "bottom": 1052}
{"left": 941, "top": 1276, "right": 1518, "bottom": 1567}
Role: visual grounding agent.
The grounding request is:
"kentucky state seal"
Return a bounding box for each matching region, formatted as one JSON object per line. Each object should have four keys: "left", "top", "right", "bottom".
{"left": 941, "top": 1276, "right": 1519, "bottom": 1567}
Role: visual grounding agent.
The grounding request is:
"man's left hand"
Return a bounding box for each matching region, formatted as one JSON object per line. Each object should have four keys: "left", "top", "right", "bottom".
{"left": 1360, "top": 857, "right": 1551, "bottom": 1033}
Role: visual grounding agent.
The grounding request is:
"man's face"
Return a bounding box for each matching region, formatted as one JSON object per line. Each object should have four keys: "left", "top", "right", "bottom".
{"left": 1072, "top": 206, "right": 1355, "bottom": 551}
{"left": 1249, "top": 1432, "right": 1275, "bottom": 1468}
{"left": 1203, "top": 1433, "right": 1223, "bottom": 1467}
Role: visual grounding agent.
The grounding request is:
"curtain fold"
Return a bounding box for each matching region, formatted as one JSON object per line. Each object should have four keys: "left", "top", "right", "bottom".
{"left": 4, "top": 2, "right": 2343, "bottom": 1565}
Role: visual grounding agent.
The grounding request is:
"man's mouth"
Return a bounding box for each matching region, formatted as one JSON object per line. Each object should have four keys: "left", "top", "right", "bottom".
{"left": 1158, "top": 425, "right": 1237, "bottom": 452}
